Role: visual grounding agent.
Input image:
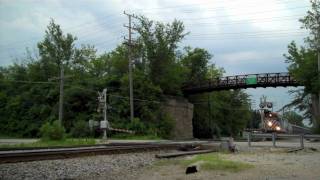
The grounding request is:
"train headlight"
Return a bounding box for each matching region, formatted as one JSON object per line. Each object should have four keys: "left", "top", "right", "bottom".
{"left": 267, "top": 121, "right": 272, "bottom": 127}
{"left": 276, "top": 126, "right": 281, "bottom": 131}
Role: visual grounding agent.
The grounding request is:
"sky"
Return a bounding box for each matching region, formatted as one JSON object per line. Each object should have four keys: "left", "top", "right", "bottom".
{"left": 0, "top": 0, "right": 311, "bottom": 111}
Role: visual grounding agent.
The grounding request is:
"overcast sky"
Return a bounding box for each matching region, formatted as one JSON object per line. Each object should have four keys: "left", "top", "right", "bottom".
{"left": 0, "top": 0, "right": 311, "bottom": 111}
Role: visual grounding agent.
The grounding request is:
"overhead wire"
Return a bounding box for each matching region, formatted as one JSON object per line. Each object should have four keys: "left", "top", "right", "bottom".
{"left": 0, "top": 1, "right": 308, "bottom": 48}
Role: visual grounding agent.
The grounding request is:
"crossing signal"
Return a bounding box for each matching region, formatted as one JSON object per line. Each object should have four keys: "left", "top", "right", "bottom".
{"left": 264, "top": 110, "right": 273, "bottom": 118}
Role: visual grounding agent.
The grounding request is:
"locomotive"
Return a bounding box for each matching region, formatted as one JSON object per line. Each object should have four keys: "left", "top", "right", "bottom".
{"left": 257, "top": 96, "right": 311, "bottom": 134}
{"left": 262, "top": 110, "right": 283, "bottom": 132}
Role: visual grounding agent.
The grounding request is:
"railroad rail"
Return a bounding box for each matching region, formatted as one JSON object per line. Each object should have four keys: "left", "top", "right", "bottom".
{"left": 247, "top": 132, "right": 320, "bottom": 148}
{"left": 183, "top": 72, "right": 300, "bottom": 94}
{"left": 0, "top": 142, "right": 200, "bottom": 164}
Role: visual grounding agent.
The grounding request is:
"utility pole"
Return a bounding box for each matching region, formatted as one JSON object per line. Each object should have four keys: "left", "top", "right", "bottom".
{"left": 124, "top": 11, "right": 138, "bottom": 122}
{"left": 317, "top": 50, "right": 320, "bottom": 130}
{"left": 58, "top": 65, "right": 64, "bottom": 125}
{"left": 318, "top": 51, "right": 320, "bottom": 111}
{"left": 49, "top": 63, "right": 67, "bottom": 126}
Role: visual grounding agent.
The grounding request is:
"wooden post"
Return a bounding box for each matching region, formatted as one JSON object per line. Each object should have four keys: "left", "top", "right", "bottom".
{"left": 272, "top": 132, "right": 276, "bottom": 147}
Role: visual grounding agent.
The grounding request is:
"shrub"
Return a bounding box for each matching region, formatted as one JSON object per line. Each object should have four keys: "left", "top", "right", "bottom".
{"left": 157, "top": 113, "right": 175, "bottom": 139}
{"left": 126, "top": 118, "right": 146, "bottom": 134}
{"left": 40, "top": 120, "right": 66, "bottom": 140}
{"left": 70, "top": 120, "right": 91, "bottom": 138}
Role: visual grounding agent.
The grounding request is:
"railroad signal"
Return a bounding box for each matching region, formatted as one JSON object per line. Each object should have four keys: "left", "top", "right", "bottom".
{"left": 264, "top": 110, "right": 273, "bottom": 118}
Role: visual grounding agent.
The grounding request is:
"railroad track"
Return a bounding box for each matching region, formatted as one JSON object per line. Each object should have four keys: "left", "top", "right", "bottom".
{"left": 0, "top": 143, "right": 192, "bottom": 164}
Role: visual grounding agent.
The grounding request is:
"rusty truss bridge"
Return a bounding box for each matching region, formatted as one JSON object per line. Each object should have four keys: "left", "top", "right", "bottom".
{"left": 183, "top": 72, "right": 301, "bottom": 94}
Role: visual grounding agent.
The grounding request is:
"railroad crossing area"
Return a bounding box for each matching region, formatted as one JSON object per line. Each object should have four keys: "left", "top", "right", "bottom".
{"left": 0, "top": 138, "right": 320, "bottom": 180}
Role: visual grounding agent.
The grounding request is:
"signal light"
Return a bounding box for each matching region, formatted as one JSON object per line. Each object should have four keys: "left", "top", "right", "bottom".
{"left": 264, "top": 110, "right": 273, "bottom": 118}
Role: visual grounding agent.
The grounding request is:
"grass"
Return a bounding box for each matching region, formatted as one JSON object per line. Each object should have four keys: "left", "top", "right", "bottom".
{"left": 182, "top": 153, "right": 253, "bottom": 172}
{"left": 0, "top": 138, "right": 96, "bottom": 149}
{"left": 110, "top": 134, "right": 163, "bottom": 140}
{"left": 156, "top": 153, "right": 253, "bottom": 172}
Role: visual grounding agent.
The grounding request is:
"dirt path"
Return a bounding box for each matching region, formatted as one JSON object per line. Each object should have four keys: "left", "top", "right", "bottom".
{"left": 137, "top": 149, "right": 320, "bottom": 180}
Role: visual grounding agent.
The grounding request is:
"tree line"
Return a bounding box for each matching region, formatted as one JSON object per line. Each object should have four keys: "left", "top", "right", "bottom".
{"left": 1, "top": 0, "right": 318, "bottom": 138}
{"left": 0, "top": 17, "right": 252, "bottom": 138}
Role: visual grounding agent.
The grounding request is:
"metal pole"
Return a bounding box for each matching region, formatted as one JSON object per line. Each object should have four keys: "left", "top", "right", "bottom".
{"left": 248, "top": 132, "right": 251, "bottom": 147}
{"left": 272, "top": 132, "right": 276, "bottom": 147}
{"left": 300, "top": 134, "right": 304, "bottom": 149}
{"left": 58, "top": 65, "right": 64, "bottom": 125}
{"left": 103, "top": 88, "right": 108, "bottom": 139}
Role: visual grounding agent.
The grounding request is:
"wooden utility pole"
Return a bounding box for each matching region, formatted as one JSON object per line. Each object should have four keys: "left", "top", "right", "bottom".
{"left": 124, "top": 11, "right": 138, "bottom": 122}
{"left": 58, "top": 65, "right": 64, "bottom": 125}
{"left": 318, "top": 51, "right": 320, "bottom": 111}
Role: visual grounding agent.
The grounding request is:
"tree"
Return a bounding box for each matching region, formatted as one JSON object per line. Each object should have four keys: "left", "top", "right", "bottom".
{"left": 283, "top": 111, "right": 305, "bottom": 127}
{"left": 136, "top": 17, "right": 188, "bottom": 95}
{"left": 284, "top": 0, "right": 320, "bottom": 132}
{"left": 38, "top": 19, "right": 77, "bottom": 68}
{"left": 189, "top": 90, "right": 251, "bottom": 138}
{"left": 182, "top": 47, "right": 211, "bottom": 83}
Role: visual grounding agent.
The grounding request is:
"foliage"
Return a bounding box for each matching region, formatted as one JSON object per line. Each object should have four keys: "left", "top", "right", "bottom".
{"left": 40, "top": 120, "right": 66, "bottom": 140}
{"left": 284, "top": 0, "right": 320, "bottom": 131}
{"left": 284, "top": 42, "right": 319, "bottom": 94}
{"left": 0, "top": 138, "right": 96, "bottom": 149}
{"left": 0, "top": 17, "right": 251, "bottom": 139}
{"left": 190, "top": 90, "right": 251, "bottom": 138}
{"left": 156, "top": 112, "right": 175, "bottom": 139}
{"left": 283, "top": 111, "right": 305, "bottom": 126}
{"left": 247, "top": 110, "right": 261, "bottom": 129}
{"left": 299, "top": 0, "right": 320, "bottom": 51}
{"left": 135, "top": 16, "right": 188, "bottom": 95}
{"left": 126, "top": 118, "right": 146, "bottom": 134}
{"left": 70, "top": 120, "right": 91, "bottom": 138}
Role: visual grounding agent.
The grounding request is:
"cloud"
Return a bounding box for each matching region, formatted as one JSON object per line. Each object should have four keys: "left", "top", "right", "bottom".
{"left": 218, "top": 51, "right": 265, "bottom": 64}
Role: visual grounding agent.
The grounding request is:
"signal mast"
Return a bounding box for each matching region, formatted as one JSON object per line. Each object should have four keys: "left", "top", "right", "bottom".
{"left": 259, "top": 96, "right": 273, "bottom": 130}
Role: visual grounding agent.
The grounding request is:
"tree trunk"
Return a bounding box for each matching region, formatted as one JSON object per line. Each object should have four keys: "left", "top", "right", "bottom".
{"left": 311, "top": 94, "right": 320, "bottom": 131}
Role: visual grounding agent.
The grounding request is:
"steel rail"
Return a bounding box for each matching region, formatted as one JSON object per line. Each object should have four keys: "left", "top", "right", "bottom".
{"left": 0, "top": 142, "right": 162, "bottom": 151}
{"left": 0, "top": 143, "right": 184, "bottom": 164}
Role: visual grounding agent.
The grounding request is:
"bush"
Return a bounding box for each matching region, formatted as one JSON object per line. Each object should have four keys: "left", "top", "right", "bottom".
{"left": 70, "top": 120, "right": 91, "bottom": 138}
{"left": 157, "top": 113, "right": 175, "bottom": 139}
{"left": 40, "top": 120, "right": 66, "bottom": 140}
{"left": 126, "top": 118, "right": 146, "bottom": 134}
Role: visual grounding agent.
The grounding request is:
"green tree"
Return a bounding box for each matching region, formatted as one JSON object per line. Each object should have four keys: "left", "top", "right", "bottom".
{"left": 284, "top": 0, "right": 320, "bottom": 131}
{"left": 283, "top": 111, "right": 304, "bottom": 126}
{"left": 182, "top": 47, "right": 211, "bottom": 83}
{"left": 136, "top": 17, "right": 187, "bottom": 95}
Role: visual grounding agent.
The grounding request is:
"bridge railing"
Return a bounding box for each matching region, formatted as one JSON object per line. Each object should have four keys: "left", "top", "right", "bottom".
{"left": 247, "top": 132, "right": 320, "bottom": 148}
{"left": 182, "top": 72, "right": 299, "bottom": 93}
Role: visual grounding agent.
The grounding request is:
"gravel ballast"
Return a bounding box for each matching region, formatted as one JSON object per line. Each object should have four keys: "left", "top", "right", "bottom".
{"left": 0, "top": 151, "right": 168, "bottom": 180}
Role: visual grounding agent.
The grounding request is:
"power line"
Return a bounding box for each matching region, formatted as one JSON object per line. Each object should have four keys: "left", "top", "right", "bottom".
{"left": 186, "top": 33, "right": 306, "bottom": 41}
{"left": 184, "top": 14, "right": 304, "bottom": 26}
{"left": 0, "top": 3, "right": 308, "bottom": 48}
{"left": 189, "top": 29, "right": 305, "bottom": 36}
{"left": 130, "top": 0, "right": 301, "bottom": 12}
